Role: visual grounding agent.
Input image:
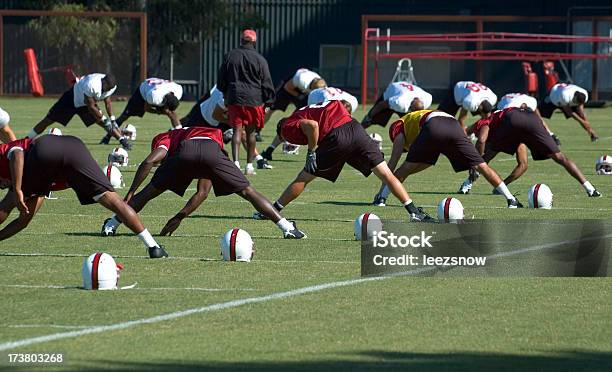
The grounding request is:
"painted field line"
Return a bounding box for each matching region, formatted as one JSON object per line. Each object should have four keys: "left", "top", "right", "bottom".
{"left": 0, "top": 234, "right": 604, "bottom": 352}
{"left": 6, "top": 325, "right": 93, "bottom": 330}
{"left": 0, "top": 284, "right": 256, "bottom": 292}
{"left": 0, "top": 252, "right": 359, "bottom": 264}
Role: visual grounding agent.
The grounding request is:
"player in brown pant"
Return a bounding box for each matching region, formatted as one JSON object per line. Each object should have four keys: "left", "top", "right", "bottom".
{"left": 0, "top": 135, "right": 167, "bottom": 258}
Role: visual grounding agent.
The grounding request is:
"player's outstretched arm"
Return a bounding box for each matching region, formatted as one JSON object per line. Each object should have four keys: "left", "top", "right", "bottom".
{"left": 457, "top": 108, "right": 468, "bottom": 129}
{"left": 0, "top": 194, "right": 43, "bottom": 241}
{"left": 476, "top": 126, "right": 489, "bottom": 155}
{"left": 160, "top": 179, "right": 212, "bottom": 236}
{"left": 104, "top": 97, "right": 114, "bottom": 119}
{"left": 8, "top": 149, "right": 27, "bottom": 214}
{"left": 125, "top": 148, "right": 167, "bottom": 202}
{"left": 503, "top": 144, "right": 528, "bottom": 185}
{"left": 0, "top": 125, "right": 16, "bottom": 143}
{"left": 85, "top": 96, "right": 104, "bottom": 123}
{"left": 162, "top": 107, "right": 181, "bottom": 128}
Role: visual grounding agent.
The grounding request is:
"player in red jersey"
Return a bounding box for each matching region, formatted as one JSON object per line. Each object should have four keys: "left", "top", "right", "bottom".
{"left": 0, "top": 135, "right": 167, "bottom": 257}
{"left": 253, "top": 100, "right": 434, "bottom": 222}
{"left": 101, "top": 126, "right": 305, "bottom": 238}
{"left": 459, "top": 108, "right": 601, "bottom": 197}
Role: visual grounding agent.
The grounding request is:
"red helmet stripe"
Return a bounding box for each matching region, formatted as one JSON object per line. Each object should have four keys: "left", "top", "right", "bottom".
{"left": 533, "top": 184, "right": 541, "bottom": 209}
{"left": 444, "top": 198, "right": 452, "bottom": 220}
{"left": 91, "top": 252, "right": 103, "bottom": 290}
{"left": 106, "top": 164, "right": 112, "bottom": 180}
{"left": 361, "top": 213, "right": 370, "bottom": 241}
{"left": 229, "top": 229, "right": 239, "bottom": 261}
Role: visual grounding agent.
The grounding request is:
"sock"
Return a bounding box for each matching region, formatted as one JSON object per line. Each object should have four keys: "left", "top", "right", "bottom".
{"left": 549, "top": 131, "right": 554, "bottom": 136}
{"left": 234, "top": 160, "right": 240, "bottom": 168}
{"left": 108, "top": 216, "right": 121, "bottom": 228}
{"left": 276, "top": 218, "right": 294, "bottom": 232}
{"left": 273, "top": 201, "right": 284, "bottom": 211}
{"left": 137, "top": 229, "right": 158, "bottom": 248}
{"left": 255, "top": 154, "right": 263, "bottom": 161}
{"left": 380, "top": 185, "right": 391, "bottom": 199}
{"left": 582, "top": 181, "right": 595, "bottom": 194}
{"left": 495, "top": 182, "right": 515, "bottom": 200}
{"left": 27, "top": 129, "right": 38, "bottom": 139}
{"left": 403, "top": 200, "right": 419, "bottom": 214}
{"left": 246, "top": 163, "right": 254, "bottom": 170}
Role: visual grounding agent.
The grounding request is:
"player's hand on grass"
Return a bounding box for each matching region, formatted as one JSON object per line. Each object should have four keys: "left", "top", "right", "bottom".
{"left": 14, "top": 190, "right": 29, "bottom": 215}
{"left": 160, "top": 215, "right": 184, "bottom": 236}
{"left": 305, "top": 149, "right": 317, "bottom": 174}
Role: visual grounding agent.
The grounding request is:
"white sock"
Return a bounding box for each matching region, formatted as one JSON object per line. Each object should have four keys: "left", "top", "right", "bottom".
{"left": 380, "top": 185, "right": 391, "bottom": 199}
{"left": 246, "top": 163, "right": 254, "bottom": 170}
{"left": 403, "top": 199, "right": 413, "bottom": 206}
{"left": 276, "top": 218, "right": 294, "bottom": 232}
{"left": 549, "top": 131, "right": 554, "bottom": 136}
{"left": 495, "top": 182, "right": 515, "bottom": 200}
{"left": 582, "top": 181, "right": 595, "bottom": 194}
{"left": 27, "top": 129, "right": 38, "bottom": 139}
{"left": 137, "top": 229, "right": 158, "bottom": 248}
{"left": 108, "top": 216, "right": 121, "bottom": 228}
{"left": 234, "top": 160, "right": 240, "bottom": 168}
{"left": 255, "top": 155, "right": 263, "bottom": 161}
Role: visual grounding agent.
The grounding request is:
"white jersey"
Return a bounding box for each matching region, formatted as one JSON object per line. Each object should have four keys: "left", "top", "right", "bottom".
{"left": 73, "top": 73, "right": 117, "bottom": 108}
{"left": 383, "top": 82, "right": 432, "bottom": 113}
{"left": 308, "top": 87, "right": 358, "bottom": 113}
{"left": 549, "top": 83, "right": 588, "bottom": 107}
{"left": 199, "top": 86, "right": 226, "bottom": 127}
{"left": 292, "top": 68, "right": 321, "bottom": 93}
{"left": 453, "top": 81, "right": 497, "bottom": 113}
{"left": 0, "top": 107, "right": 9, "bottom": 128}
{"left": 139, "top": 78, "right": 183, "bottom": 107}
{"left": 498, "top": 93, "right": 538, "bottom": 111}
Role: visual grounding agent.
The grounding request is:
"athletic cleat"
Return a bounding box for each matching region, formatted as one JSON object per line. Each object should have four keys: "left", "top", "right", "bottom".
{"left": 372, "top": 193, "right": 387, "bottom": 207}
{"left": 257, "top": 158, "right": 273, "bottom": 169}
{"left": 458, "top": 179, "right": 472, "bottom": 194}
{"left": 589, "top": 189, "right": 602, "bottom": 197}
{"left": 99, "top": 134, "right": 112, "bottom": 145}
{"left": 261, "top": 148, "right": 273, "bottom": 161}
{"left": 551, "top": 134, "right": 561, "bottom": 146}
{"left": 245, "top": 167, "right": 256, "bottom": 176}
{"left": 101, "top": 218, "right": 117, "bottom": 236}
{"left": 410, "top": 207, "right": 436, "bottom": 223}
{"left": 283, "top": 222, "right": 306, "bottom": 239}
{"left": 591, "top": 134, "right": 599, "bottom": 142}
{"left": 148, "top": 245, "right": 169, "bottom": 258}
{"left": 252, "top": 211, "right": 269, "bottom": 220}
{"left": 507, "top": 198, "right": 524, "bottom": 208}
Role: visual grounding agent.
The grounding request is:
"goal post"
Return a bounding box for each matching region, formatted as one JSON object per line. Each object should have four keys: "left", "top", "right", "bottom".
{"left": 0, "top": 9, "right": 147, "bottom": 96}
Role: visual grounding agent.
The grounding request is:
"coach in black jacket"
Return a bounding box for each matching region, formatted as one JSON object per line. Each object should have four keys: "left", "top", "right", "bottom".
{"left": 217, "top": 29, "right": 275, "bottom": 174}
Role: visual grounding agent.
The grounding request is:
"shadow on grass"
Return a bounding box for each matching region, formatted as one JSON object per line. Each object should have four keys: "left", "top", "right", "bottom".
{"left": 15, "top": 350, "right": 611, "bottom": 372}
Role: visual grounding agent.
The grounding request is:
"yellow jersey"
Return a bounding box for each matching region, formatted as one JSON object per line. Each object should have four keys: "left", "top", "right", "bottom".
{"left": 397, "top": 110, "right": 433, "bottom": 151}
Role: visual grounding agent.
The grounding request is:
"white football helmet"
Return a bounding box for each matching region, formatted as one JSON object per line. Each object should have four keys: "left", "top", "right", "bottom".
{"left": 596, "top": 155, "right": 612, "bottom": 175}
{"left": 354, "top": 212, "right": 383, "bottom": 241}
{"left": 282, "top": 141, "right": 300, "bottom": 155}
{"left": 369, "top": 133, "right": 383, "bottom": 150}
{"left": 339, "top": 91, "right": 359, "bottom": 113}
{"left": 82, "top": 252, "right": 122, "bottom": 290}
{"left": 108, "top": 147, "right": 129, "bottom": 166}
{"left": 48, "top": 127, "right": 62, "bottom": 136}
{"left": 220, "top": 228, "right": 254, "bottom": 262}
{"left": 102, "top": 164, "right": 124, "bottom": 189}
{"left": 527, "top": 184, "right": 553, "bottom": 209}
{"left": 437, "top": 197, "right": 464, "bottom": 222}
{"left": 122, "top": 124, "right": 137, "bottom": 141}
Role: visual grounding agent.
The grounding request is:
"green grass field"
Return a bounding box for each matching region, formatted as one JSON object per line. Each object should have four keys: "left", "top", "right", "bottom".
{"left": 0, "top": 97, "right": 611, "bottom": 371}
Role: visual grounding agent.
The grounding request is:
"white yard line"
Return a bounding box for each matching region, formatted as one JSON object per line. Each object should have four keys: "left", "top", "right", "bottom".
{"left": 1, "top": 234, "right": 607, "bottom": 352}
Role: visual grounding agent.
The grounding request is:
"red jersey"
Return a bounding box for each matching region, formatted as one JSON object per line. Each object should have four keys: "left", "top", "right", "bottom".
{"left": 0, "top": 138, "right": 31, "bottom": 180}
{"left": 472, "top": 108, "right": 514, "bottom": 135}
{"left": 151, "top": 127, "right": 223, "bottom": 155}
{"left": 281, "top": 100, "right": 353, "bottom": 145}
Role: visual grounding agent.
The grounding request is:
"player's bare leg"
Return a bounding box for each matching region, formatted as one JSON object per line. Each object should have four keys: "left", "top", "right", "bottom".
{"left": 549, "top": 152, "right": 601, "bottom": 197}
{"left": 29, "top": 117, "right": 55, "bottom": 138}
{"left": 240, "top": 129, "right": 272, "bottom": 170}
{"left": 474, "top": 162, "right": 522, "bottom": 207}
{"left": 261, "top": 135, "right": 283, "bottom": 161}
{"left": 276, "top": 170, "right": 317, "bottom": 208}
{"left": 244, "top": 125, "right": 257, "bottom": 174}
{"left": 102, "top": 184, "right": 164, "bottom": 232}
{"left": 240, "top": 185, "right": 305, "bottom": 238}
{"left": 97, "top": 191, "right": 167, "bottom": 257}
{"left": 231, "top": 123, "right": 243, "bottom": 166}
